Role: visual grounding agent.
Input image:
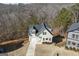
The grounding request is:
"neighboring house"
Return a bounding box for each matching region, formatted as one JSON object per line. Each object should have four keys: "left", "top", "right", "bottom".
{"left": 66, "top": 23, "right": 79, "bottom": 49}
{"left": 28, "top": 23, "right": 53, "bottom": 44}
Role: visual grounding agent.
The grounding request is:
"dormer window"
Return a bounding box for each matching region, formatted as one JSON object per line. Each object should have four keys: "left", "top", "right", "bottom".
{"left": 43, "top": 32, "right": 46, "bottom": 35}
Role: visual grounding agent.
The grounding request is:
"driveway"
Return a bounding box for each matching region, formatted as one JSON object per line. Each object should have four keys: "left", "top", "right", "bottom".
{"left": 26, "top": 37, "right": 37, "bottom": 56}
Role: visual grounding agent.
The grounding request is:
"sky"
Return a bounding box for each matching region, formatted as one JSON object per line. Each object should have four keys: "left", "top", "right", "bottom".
{"left": 0, "top": 0, "right": 30, "bottom": 3}
{"left": 0, "top": 0, "right": 79, "bottom": 4}
{"left": 0, "top": 0, "right": 50, "bottom": 3}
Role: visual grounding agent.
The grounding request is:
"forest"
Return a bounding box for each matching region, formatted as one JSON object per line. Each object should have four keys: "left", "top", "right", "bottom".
{"left": 0, "top": 3, "right": 78, "bottom": 42}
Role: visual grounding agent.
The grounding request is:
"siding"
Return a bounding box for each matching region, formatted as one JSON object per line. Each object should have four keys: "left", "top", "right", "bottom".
{"left": 67, "top": 30, "right": 79, "bottom": 49}
{"left": 39, "top": 29, "right": 53, "bottom": 43}
{"left": 68, "top": 30, "right": 79, "bottom": 40}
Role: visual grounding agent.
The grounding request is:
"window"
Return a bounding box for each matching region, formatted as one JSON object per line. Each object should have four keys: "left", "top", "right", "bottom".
{"left": 76, "top": 35, "right": 78, "bottom": 39}
{"left": 46, "top": 38, "right": 48, "bottom": 40}
{"left": 72, "top": 34, "right": 75, "bottom": 38}
{"left": 77, "top": 44, "right": 79, "bottom": 47}
{"left": 72, "top": 34, "right": 79, "bottom": 40}
{"left": 49, "top": 38, "right": 51, "bottom": 41}
{"left": 43, "top": 38, "right": 45, "bottom": 41}
{"left": 72, "top": 42, "right": 76, "bottom": 45}
{"left": 77, "top": 35, "right": 79, "bottom": 40}
{"left": 68, "top": 41, "right": 71, "bottom": 45}
{"left": 76, "top": 35, "right": 79, "bottom": 40}
{"left": 43, "top": 32, "right": 46, "bottom": 35}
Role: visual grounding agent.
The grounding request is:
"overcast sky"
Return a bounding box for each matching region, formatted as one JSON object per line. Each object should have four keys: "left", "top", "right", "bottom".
{"left": 0, "top": 0, "right": 48, "bottom": 3}
{"left": 0, "top": 0, "right": 30, "bottom": 3}
{"left": 0, "top": 0, "right": 78, "bottom": 4}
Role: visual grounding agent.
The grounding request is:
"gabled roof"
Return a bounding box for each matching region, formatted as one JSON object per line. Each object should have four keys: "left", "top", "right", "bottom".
{"left": 29, "top": 23, "right": 53, "bottom": 36}
{"left": 67, "top": 23, "right": 79, "bottom": 32}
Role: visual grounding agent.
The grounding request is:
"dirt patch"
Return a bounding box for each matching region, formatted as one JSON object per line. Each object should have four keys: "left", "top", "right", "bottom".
{"left": 35, "top": 44, "right": 54, "bottom": 56}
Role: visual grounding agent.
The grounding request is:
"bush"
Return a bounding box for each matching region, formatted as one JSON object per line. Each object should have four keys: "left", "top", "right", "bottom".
{"left": 52, "top": 35, "right": 64, "bottom": 44}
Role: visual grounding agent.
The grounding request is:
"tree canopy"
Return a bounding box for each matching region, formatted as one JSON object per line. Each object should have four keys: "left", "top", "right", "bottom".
{"left": 52, "top": 8, "right": 74, "bottom": 32}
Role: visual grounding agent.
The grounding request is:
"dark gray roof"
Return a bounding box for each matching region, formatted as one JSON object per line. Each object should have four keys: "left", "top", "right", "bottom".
{"left": 67, "top": 23, "right": 79, "bottom": 32}
{"left": 29, "top": 23, "right": 53, "bottom": 36}
{"left": 35, "top": 23, "right": 44, "bottom": 32}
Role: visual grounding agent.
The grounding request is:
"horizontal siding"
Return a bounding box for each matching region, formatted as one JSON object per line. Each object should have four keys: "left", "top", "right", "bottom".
{"left": 68, "top": 30, "right": 79, "bottom": 41}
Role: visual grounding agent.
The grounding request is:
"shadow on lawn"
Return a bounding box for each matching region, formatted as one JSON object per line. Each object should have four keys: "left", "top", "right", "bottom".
{"left": 0, "top": 42, "right": 23, "bottom": 53}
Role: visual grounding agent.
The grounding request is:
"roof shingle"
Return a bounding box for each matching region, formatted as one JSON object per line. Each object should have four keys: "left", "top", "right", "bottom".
{"left": 67, "top": 23, "right": 79, "bottom": 32}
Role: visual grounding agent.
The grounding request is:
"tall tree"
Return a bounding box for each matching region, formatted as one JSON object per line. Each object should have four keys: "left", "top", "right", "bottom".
{"left": 71, "top": 3, "right": 79, "bottom": 23}
{"left": 52, "top": 8, "right": 74, "bottom": 32}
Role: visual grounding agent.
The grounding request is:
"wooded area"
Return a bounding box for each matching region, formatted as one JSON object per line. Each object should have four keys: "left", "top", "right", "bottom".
{"left": 0, "top": 3, "right": 78, "bottom": 42}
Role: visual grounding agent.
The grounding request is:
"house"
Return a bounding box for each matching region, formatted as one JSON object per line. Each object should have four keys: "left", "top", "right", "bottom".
{"left": 28, "top": 23, "right": 53, "bottom": 44}
{"left": 66, "top": 23, "right": 79, "bottom": 49}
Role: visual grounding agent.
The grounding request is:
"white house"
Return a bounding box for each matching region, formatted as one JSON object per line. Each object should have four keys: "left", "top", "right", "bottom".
{"left": 66, "top": 23, "right": 79, "bottom": 49}
{"left": 28, "top": 23, "right": 53, "bottom": 44}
